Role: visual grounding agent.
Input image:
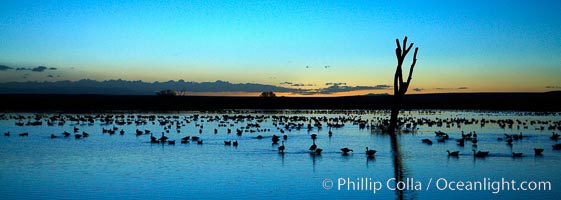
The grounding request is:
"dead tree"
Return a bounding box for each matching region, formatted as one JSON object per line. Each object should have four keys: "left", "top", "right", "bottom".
{"left": 388, "top": 36, "right": 419, "bottom": 134}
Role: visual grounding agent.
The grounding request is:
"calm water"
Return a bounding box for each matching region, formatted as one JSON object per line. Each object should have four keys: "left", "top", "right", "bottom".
{"left": 1, "top": 110, "right": 560, "bottom": 199}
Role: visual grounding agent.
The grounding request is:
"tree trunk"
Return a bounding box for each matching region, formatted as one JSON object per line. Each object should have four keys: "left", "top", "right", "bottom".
{"left": 386, "top": 36, "right": 418, "bottom": 135}
{"left": 389, "top": 95, "right": 402, "bottom": 134}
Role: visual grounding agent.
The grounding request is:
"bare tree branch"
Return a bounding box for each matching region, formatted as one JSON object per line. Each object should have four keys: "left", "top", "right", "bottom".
{"left": 404, "top": 47, "right": 419, "bottom": 92}
{"left": 396, "top": 39, "right": 401, "bottom": 53}
{"left": 402, "top": 37, "right": 407, "bottom": 56}
{"left": 388, "top": 36, "right": 419, "bottom": 134}
{"left": 405, "top": 43, "right": 414, "bottom": 55}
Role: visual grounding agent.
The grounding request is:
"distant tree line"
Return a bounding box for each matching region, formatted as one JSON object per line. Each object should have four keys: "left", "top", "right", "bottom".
{"left": 156, "top": 89, "right": 177, "bottom": 97}
{"left": 259, "top": 91, "right": 277, "bottom": 98}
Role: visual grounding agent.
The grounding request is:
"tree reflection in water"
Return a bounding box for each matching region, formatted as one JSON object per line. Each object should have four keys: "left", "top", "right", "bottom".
{"left": 390, "top": 133, "right": 416, "bottom": 200}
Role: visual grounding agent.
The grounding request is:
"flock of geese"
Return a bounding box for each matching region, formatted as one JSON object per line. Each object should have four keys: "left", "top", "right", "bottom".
{"left": 2, "top": 113, "right": 561, "bottom": 160}
{"left": 272, "top": 132, "right": 377, "bottom": 158}
{"left": 431, "top": 130, "right": 561, "bottom": 158}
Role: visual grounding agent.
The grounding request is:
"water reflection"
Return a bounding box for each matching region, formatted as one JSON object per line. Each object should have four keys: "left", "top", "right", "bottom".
{"left": 446, "top": 155, "right": 459, "bottom": 162}
{"left": 340, "top": 153, "right": 352, "bottom": 162}
{"left": 2, "top": 111, "right": 560, "bottom": 199}
{"left": 366, "top": 156, "right": 375, "bottom": 169}
{"left": 310, "top": 153, "right": 319, "bottom": 172}
{"left": 390, "top": 133, "right": 415, "bottom": 200}
{"left": 279, "top": 152, "right": 285, "bottom": 167}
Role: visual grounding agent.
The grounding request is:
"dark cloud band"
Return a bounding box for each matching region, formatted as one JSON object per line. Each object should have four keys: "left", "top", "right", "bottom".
{"left": 1, "top": 65, "right": 57, "bottom": 72}
{"left": 0, "top": 79, "right": 391, "bottom": 95}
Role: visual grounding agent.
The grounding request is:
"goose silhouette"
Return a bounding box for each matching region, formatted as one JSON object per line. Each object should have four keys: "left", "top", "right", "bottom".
{"left": 534, "top": 148, "right": 544, "bottom": 155}
{"left": 366, "top": 147, "right": 377, "bottom": 157}
{"left": 278, "top": 141, "right": 285, "bottom": 153}
{"left": 447, "top": 150, "right": 459, "bottom": 157}
{"left": 309, "top": 140, "right": 317, "bottom": 151}
{"left": 341, "top": 148, "right": 353, "bottom": 154}
{"left": 473, "top": 150, "right": 489, "bottom": 158}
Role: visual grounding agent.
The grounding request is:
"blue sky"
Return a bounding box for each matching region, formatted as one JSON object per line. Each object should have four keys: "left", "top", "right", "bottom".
{"left": 1, "top": 0, "right": 560, "bottom": 95}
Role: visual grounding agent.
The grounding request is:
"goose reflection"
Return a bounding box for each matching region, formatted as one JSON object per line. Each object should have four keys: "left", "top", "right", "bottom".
{"left": 366, "top": 155, "right": 376, "bottom": 168}
{"left": 310, "top": 152, "right": 320, "bottom": 172}
{"left": 279, "top": 150, "right": 285, "bottom": 167}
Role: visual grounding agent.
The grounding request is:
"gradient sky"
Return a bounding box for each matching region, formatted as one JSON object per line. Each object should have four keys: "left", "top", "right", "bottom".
{"left": 1, "top": 0, "right": 560, "bottom": 95}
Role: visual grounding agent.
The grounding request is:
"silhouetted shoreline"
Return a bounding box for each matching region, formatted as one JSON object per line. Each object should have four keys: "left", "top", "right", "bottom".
{"left": 1, "top": 92, "right": 560, "bottom": 112}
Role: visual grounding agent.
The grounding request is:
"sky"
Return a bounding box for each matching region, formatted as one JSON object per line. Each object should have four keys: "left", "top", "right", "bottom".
{"left": 1, "top": 0, "right": 560, "bottom": 96}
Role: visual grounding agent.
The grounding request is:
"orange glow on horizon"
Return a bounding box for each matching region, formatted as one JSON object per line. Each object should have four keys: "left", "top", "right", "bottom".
{"left": 181, "top": 86, "right": 557, "bottom": 97}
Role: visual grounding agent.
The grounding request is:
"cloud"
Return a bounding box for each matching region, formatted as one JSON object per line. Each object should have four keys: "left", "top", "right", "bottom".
{"left": 0, "top": 65, "right": 13, "bottom": 71}
{"left": 32, "top": 66, "right": 48, "bottom": 72}
{"left": 0, "top": 79, "right": 297, "bottom": 95}
{"left": 47, "top": 75, "right": 54, "bottom": 78}
{"left": 293, "top": 84, "right": 391, "bottom": 95}
{"left": 281, "top": 82, "right": 315, "bottom": 87}
{"left": 546, "top": 86, "right": 561, "bottom": 89}
{"left": 435, "top": 87, "right": 469, "bottom": 90}
{"left": 0, "top": 79, "right": 391, "bottom": 96}
{"left": 291, "top": 83, "right": 315, "bottom": 87}
{"left": 325, "top": 82, "right": 346, "bottom": 86}
{"left": 413, "top": 88, "right": 423, "bottom": 92}
{"left": 31, "top": 66, "right": 56, "bottom": 72}
{"left": 365, "top": 93, "right": 390, "bottom": 96}
{"left": 14, "top": 66, "right": 57, "bottom": 72}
